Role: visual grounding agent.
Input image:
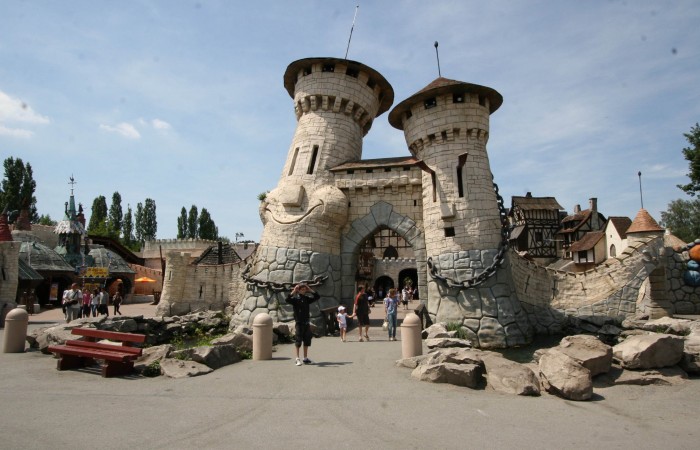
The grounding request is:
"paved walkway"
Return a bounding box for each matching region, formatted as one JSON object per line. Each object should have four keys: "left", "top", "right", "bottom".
{"left": 2, "top": 302, "right": 700, "bottom": 449}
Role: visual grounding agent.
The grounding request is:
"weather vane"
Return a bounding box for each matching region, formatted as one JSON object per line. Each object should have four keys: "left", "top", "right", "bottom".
{"left": 434, "top": 41, "right": 441, "bottom": 77}
{"left": 345, "top": 5, "right": 359, "bottom": 59}
{"left": 68, "top": 174, "right": 77, "bottom": 195}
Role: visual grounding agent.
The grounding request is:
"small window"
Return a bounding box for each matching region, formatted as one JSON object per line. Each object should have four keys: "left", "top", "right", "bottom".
{"left": 535, "top": 231, "right": 543, "bottom": 242}
{"left": 367, "top": 78, "right": 376, "bottom": 89}
{"left": 348, "top": 202, "right": 352, "bottom": 207}
{"left": 577, "top": 250, "right": 588, "bottom": 262}
{"left": 322, "top": 64, "right": 335, "bottom": 72}
{"left": 453, "top": 93, "right": 464, "bottom": 103}
{"left": 383, "top": 245, "right": 398, "bottom": 259}
{"left": 347, "top": 169, "right": 354, "bottom": 174}
{"left": 288, "top": 147, "right": 299, "bottom": 175}
{"left": 413, "top": 200, "right": 417, "bottom": 207}
{"left": 365, "top": 169, "right": 373, "bottom": 173}
{"left": 384, "top": 168, "right": 392, "bottom": 172}
{"left": 405, "top": 110, "right": 412, "bottom": 119}
{"left": 303, "top": 67, "right": 312, "bottom": 76}
{"left": 610, "top": 244, "right": 617, "bottom": 257}
{"left": 441, "top": 131, "right": 447, "bottom": 141}
{"left": 444, "top": 227, "right": 455, "bottom": 237}
{"left": 457, "top": 166, "right": 464, "bottom": 198}
{"left": 424, "top": 97, "right": 437, "bottom": 109}
{"left": 403, "top": 166, "right": 411, "bottom": 171}
{"left": 346, "top": 68, "right": 359, "bottom": 78}
{"left": 307, "top": 145, "right": 319, "bottom": 174}
{"left": 478, "top": 95, "right": 486, "bottom": 107}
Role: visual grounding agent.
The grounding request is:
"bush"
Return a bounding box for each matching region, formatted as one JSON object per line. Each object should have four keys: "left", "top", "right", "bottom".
{"left": 142, "top": 360, "right": 161, "bottom": 377}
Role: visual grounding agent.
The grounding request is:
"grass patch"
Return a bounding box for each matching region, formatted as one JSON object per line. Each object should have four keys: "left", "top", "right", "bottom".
{"left": 445, "top": 322, "right": 470, "bottom": 340}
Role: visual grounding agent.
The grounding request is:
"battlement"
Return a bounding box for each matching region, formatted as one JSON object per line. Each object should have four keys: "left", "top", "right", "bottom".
{"left": 408, "top": 127, "right": 489, "bottom": 156}
{"left": 294, "top": 94, "right": 374, "bottom": 135}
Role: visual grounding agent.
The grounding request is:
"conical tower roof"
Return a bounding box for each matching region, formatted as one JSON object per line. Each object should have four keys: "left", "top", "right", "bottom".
{"left": 389, "top": 77, "right": 503, "bottom": 129}
{"left": 626, "top": 208, "right": 664, "bottom": 234}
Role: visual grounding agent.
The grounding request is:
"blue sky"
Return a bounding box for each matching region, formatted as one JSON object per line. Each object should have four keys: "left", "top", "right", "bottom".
{"left": 1, "top": 1, "right": 698, "bottom": 242}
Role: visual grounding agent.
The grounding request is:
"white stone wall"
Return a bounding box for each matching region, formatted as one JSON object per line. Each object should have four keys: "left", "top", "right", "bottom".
{"left": 0, "top": 242, "right": 20, "bottom": 316}
{"left": 604, "top": 221, "right": 627, "bottom": 259}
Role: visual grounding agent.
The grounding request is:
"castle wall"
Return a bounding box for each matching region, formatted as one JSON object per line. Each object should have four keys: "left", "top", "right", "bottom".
{"left": 0, "top": 242, "right": 21, "bottom": 319}
{"left": 665, "top": 247, "right": 700, "bottom": 315}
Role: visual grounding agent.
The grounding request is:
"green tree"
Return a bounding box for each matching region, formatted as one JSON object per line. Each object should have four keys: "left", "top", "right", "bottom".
{"left": 87, "top": 195, "right": 109, "bottom": 235}
{"left": 108, "top": 192, "right": 123, "bottom": 236}
{"left": 187, "top": 205, "right": 198, "bottom": 239}
{"left": 123, "top": 205, "right": 134, "bottom": 247}
{"left": 37, "top": 214, "right": 57, "bottom": 226}
{"left": 142, "top": 198, "right": 157, "bottom": 241}
{"left": 660, "top": 198, "right": 700, "bottom": 243}
{"left": 198, "top": 208, "right": 219, "bottom": 240}
{"left": 177, "top": 206, "right": 188, "bottom": 239}
{"left": 0, "top": 157, "right": 38, "bottom": 221}
{"left": 134, "top": 202, "right": 144, "bottom": 243}
{"left": 678, "top": 123, "right": 700, "bottom": 196}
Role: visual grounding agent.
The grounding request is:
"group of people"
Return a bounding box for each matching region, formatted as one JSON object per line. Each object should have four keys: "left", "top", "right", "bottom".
{"left": 62, "top": 283, "right": 123, "bottom": 322}
{"left": 284, "top": 282, "right": 416, "bottom": 366}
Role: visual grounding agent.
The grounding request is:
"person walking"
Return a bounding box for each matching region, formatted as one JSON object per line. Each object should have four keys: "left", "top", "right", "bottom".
{"left": 352, "top": 285, "right": 371, "bottom": 342}
{"left": 401, "top": 286, "right": 411, "bottom": 310}
{"left": 337, "top": 306, "right": 349, "bottom": 342}
{"left": 81, "top": 288, "right": 92, "bottom": 319}
{"left": 63, "top": 283, "right": 82, "bottom": 323}
{"left": 112, "top": 291, "right": 123, "bottom": 315}
{"left": 384, "top": 288, "right": 400, "bottom": 341}
{"left": 285, "top": 283, "right": 320, "bottom": 366}
{"left": 98, "top": 286, "right": 109, "bottom": 316}
{"left": 90, "top": 289, "right": 99, "bottom": 317}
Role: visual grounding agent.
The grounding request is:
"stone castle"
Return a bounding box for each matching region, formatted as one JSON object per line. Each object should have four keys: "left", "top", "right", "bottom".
{"left": 148, "top": 55, "right": 699, "bottom": 348}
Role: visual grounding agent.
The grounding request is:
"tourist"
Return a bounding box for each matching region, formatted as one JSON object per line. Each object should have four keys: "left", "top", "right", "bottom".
{"left": 384, "top": 288, "right": 400, "bottom": 341}
{"left": 352, "top": 285, "right": 371, "bottom": 342}
{"left": 113, "top": 291, "right": 123, "bottom": 315}
{"left": 81, "top": 287, "right": 92, "bottom": 319}
{"left": 63, "top": 283, "right": 82, "bottom": 323}
{"left": 401, "top": 286, "right": 411, "bottom": 310}
{"left": 90, "top": 289, "right": 99, "bottom": 317}
{"left": 285, "top": 283, "right": 320, "bottom": 366}
{"left": 98, "top": 286, "right": 109, "bottom": 316}
{"left": 336, "top": 305, "right": 349, "bottom": 342}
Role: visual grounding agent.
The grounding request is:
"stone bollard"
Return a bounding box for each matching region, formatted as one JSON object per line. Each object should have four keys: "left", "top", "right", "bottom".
{"left": 401, "top": 312, "right": 422, "bottom": 358}
{"left": 2, "top": 307, "right": 29, "bottom": 353}
{"left": 252, "top": 313, "right": 273, "bottom": 360}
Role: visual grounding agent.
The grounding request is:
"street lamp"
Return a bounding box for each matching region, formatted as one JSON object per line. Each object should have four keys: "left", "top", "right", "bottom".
{"left": 235, "top": 232, "right": 244, "bottom": 243}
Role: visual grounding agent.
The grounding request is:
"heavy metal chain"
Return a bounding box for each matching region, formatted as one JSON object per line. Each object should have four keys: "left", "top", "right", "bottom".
{"left": 427, "top": 179, "right": 510, "bottom": 289}
{"left": 241, "top": 263, "right": 328, "bottom": 293}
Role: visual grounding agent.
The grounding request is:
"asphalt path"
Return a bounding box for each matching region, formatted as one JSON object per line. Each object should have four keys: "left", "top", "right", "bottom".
{"left": 1, "top": 303, "right": 700, "bottom": 449}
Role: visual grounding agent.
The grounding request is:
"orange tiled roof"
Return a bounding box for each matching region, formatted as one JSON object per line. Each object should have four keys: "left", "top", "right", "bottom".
{"left": 626, "top": 209, "right": 664, "bottom": 233}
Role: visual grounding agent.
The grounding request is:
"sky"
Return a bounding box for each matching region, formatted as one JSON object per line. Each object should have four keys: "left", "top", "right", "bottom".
{"left": 1, "top": 0, "right": 699, "bottom": 242}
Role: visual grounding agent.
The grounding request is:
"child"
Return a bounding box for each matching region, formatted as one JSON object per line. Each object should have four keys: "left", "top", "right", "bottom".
{"left": 337, "top": 305, "right": 349, "bottom": 342}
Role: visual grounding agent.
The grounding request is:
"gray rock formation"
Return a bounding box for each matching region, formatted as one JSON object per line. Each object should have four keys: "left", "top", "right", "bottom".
{"left": 613, "top": 334, "right": 684, "bottom": 369}
{"left": 411, "top": 363, "right": 483, "bottom": 388}
{"left": 134, "top": 344, "right": 173, "bottom": 373}
{"left": 556, "top": 335, "right": 612, "bottom": 376}
{"left": 538, "top": 349, "right": 593, "bottom": 401}
{"left": 191, "top": 344, "right": 241, "bottom": 369}
{"left": 159, "top": 359, "right": 213, "bottom": 378}
{"left": 480, "top": 354, "right": 540, "bottom": 396}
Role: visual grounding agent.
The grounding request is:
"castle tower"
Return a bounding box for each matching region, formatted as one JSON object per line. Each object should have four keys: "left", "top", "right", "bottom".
{"left": 389, "top": 77, "right": 532, "bottom": 348}
{"left": 234, "top": 57, "right": 394, "bottom": 325}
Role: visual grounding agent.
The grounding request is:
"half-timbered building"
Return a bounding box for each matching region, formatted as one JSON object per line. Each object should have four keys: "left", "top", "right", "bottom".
{"left": 558, "top": 198, "right": 607, "bottom": 259}
{"left": 508, "top": 193, "right": 563, "bottom": 263}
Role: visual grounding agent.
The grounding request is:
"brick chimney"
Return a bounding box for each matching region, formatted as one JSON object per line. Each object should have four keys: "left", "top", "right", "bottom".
{"left": 589, "top": 198, "right": 600, "bottom": 229}
{"left": 574, "top": 204, "right": 581, "bottom": 214}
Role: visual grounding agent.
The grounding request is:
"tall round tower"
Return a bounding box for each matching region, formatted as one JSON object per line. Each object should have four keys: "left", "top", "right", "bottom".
{"left": 234, "top": 57, "right": 393, "bottom": 326}
{"left": 389, "top": 78, "right": 532, "bottom": 348}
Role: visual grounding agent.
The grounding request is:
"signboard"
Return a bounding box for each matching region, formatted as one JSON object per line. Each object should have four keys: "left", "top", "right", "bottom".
{"left": 49, "top": 283, "right": 58, "bottom": 301}
{"left": 84, "top": 267, "right": 109, "bottom": 278}
{"left": 358, "top": 252, "right": 374, "bottom": 278}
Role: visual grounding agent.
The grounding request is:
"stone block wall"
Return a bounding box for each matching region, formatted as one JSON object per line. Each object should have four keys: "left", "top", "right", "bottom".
{"left": 157, "top": 251, "right": 246, "bottom": 317}
{"left": 665, "top": 247, "right": 700, "bottom": 314}
{"left": 0, "top": 242, "right": 21, "bottom": 317}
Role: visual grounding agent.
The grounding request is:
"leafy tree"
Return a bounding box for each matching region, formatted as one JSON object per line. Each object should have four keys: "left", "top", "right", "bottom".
{"left": 123, "top": 205, "right": 134, "bottom": 247}
{"left": 198, "top": 208, "right": 218, "bottom": 240}
{"left": 37, "top": 214, "right": 57, "bottom": 226}
{"left": 0, "top": 157, "right": 38, "bottom": 221}
{"left": 678, "top": 123, "right": 700, "bottom": 196}
{"left": 108, "top": 192, "right": 123, "bottom": 236}
{"left": 134, "top": 202, "right": 144, "bottom": 243}
{"left": 177, "top": 206, "right": 188, "bottom": 239}
{"left": 187, "top": 205, "right": 198, "bottom": 239}
{"left": 87, "top": 195, "right": 109, "bottom": 235}
{"left": 142, "top": 198, "right": 157, "bottom": 241}
{"left": 660, "top": 198, "right": 700, "bottom": 243}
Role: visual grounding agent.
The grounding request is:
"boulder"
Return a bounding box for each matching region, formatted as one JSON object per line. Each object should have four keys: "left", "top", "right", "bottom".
{"left": 425, "top": 338, "right": 472, "bottom": 350}
{"left": 411, "top": 363, "right": 483, "bottom": 388}
{"left": 599, "top": 365, "right": 688, "bottom": 386}
{"left": 613, "top": 334, "right": 684, "bottom": 369}
{"left": 134, "top": 344, "right": 173, "bottom": 373}
{"left": 211, "top": 333, "right": 253, "bottom": 353}
{"left": 100, "top": 318, "right": 138, "bottom": 333}
{"left": 538, "top": 349, "right": 593, "bottom": 401}
{"left": 679, "top": 335, "right": 700, "bottom": 374}
{"left": 422, "top": 323, "right": 449, "bottom": 339}
{"left": 159, "top": 359, "right": 213, "bottom": 378}
{"left": 556, "top": 335, "right": 612, "bottom": 376}
{"left": 30, "top": 324, "right": 83, "bottom": 353}
{"left": 395, "top": 354, "right": 431, "bottom": 369}
{"left": 639, "top": 317, "right": 691, "bottom": 336}
{"left": 480, "top": 354, "right": 540, "bottom": 396}
{"left": 191, "top": 344, "right": 241, "bottom": 369}
{"left": 424, "top": 348, "right": 484, "bottom": 366}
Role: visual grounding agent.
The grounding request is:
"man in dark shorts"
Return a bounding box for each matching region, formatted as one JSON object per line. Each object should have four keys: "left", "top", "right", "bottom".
{"left": 285, "top": 283, "right": 320, "bottom": 366}
{"left": 353, "top": 285, "right": 371, "bottom": 342}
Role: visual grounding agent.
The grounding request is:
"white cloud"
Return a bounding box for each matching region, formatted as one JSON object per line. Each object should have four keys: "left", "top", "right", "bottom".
{"left": 151, "top": 118, "right": 171, "bottom": 130}
{"left": 0, "top": 124, "right": 34, "bottom": 138}
{"left": 99, "top": 122, "right": 141, "bottom": 139}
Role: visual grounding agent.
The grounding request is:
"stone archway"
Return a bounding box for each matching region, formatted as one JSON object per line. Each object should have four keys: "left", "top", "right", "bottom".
{"left": 340, "top": 201, "right": 426, "bottom": 305}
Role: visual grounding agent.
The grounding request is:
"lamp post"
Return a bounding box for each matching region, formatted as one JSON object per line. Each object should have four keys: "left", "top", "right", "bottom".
{"left": 235, "top": 232, "right": 244, "bottom": 243}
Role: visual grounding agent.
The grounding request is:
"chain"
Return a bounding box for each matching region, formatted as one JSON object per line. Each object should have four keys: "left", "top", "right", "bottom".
{"left": 427, "top": 179, "right": 510, "bottom": 289}
{"left": 241, "top": 263, "right": 328, "bottom": 293}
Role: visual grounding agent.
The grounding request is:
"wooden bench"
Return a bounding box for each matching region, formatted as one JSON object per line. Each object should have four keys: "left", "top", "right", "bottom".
{"left": 47, "top": 328, "right": 146, "bottom": 378}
